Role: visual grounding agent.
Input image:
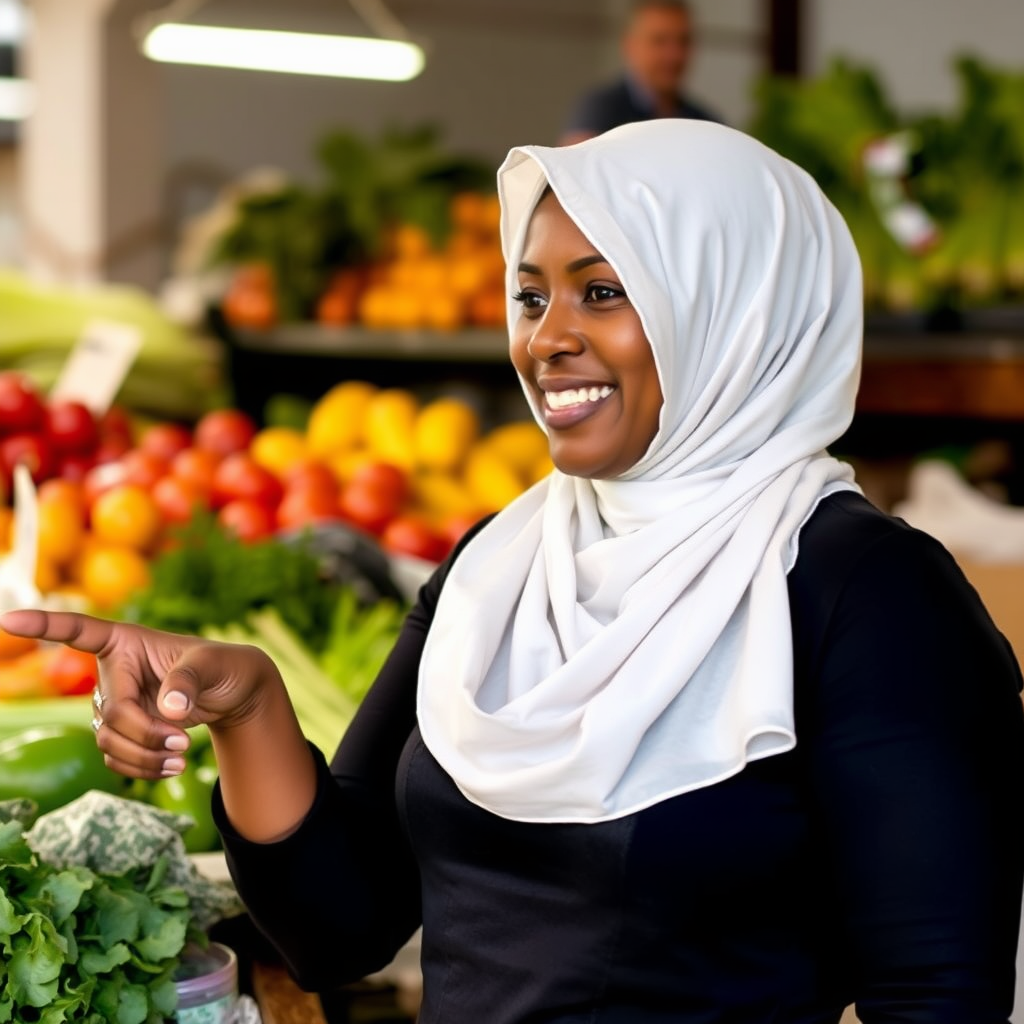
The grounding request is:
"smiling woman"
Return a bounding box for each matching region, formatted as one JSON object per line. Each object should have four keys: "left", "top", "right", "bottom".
{"left": 1, "top": 120, "right": 1022, "bottom": 1024}
{"left": 510, "top": 190, "right": 663, "bottom": 479}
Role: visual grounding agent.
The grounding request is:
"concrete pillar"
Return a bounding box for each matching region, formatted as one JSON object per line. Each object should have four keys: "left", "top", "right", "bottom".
{"left": 19, "top": 0, "right": 164, "bottom": 289}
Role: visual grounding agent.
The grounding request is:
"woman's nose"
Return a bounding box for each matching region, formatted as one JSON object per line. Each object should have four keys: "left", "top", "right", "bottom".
{"left": 525, "top": 300, "right": 585, "bottom": 361}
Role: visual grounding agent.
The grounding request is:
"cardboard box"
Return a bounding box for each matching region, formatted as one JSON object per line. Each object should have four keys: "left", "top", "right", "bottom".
{"left": 954, "top": 556, "right": 1024, "bottom": 668}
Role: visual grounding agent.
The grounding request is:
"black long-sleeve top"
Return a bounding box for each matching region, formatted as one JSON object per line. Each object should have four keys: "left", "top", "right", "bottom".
{"left": 215, "top": 491, "right": 1024, "bottom": 1023}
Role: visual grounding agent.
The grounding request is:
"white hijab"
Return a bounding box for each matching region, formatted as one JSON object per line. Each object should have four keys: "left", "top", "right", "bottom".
{"left": 417, "top": 120, "right": 863, "bottom": 824}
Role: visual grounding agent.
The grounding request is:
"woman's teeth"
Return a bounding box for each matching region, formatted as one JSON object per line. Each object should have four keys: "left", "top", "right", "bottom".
{"left": 545, "top": 386, "right": 614, "bottom": 410}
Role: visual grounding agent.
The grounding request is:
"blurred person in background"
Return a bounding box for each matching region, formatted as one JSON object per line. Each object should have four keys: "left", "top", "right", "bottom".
{"left": 560, "top": 0, "right": 722, "bottom": 146}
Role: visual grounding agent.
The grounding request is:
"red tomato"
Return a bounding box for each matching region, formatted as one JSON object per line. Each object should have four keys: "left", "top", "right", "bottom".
{"left": 43, "top": 647, "right": 99, "bottom": 697}
{"left": 211, "top": 452, "right": 283, "bottom": 510}
{"left": 92, "top": 433, "right": 132, "bottom": 465}
{"left": 44, "top": 400, "right": 99, "bottom": 454}
{"left": 337, "top": 480, "right": 402, "bottom": 535}
{"left": 439, "top": 511, "right": 486, "bottom": 548}
{"left": 153, "top": 474, "right": 208, "bottom": 525}
{"left": 380, "top": 514, "right": 451, "bottom": 563}
{"left": 282, "top": 459, "right": 339, "bottom": 500}
{"left": 97, "top": 404, "right": 135, "bottom": 443}
{"left": 82, "top": 461, "right": 130, "bottom": 508}
{"left": 119, "top": 449, "right": 168, "bottom": 489}
{"left": 138, "top": 422, "right": 193, "bottom": 462}
{"left": 348, "top": 461, "right": 409, "bottom": 506}
{"left": 56, "top": 452, "right": 97, "bottom": 483}
{"left": 0, "top": 432, "right": 56, "bottom": 486}
{"left": 276, "top": 487, "right": 341, "bottom": 532}
{"left": 194, "top": 409, "right": 257, "bottom": 459}
{"left": 217, "top": 498, "right": 275, "bottom": 542}
{"left": 0, "top": 372, "right": 46, "bottom": 435}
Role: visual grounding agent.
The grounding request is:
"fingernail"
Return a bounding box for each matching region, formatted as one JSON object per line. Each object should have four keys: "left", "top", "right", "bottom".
{"left": 164, "top": 734, "right": 189, "bottom": 752}
{"left": 162, "top": 757, "right": 186, "bottom": 775}
{"left": 163, "top": 691, "right": 189, "bottom": 712}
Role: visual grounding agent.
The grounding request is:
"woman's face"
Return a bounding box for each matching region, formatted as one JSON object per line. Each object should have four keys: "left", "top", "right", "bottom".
{"left": 510, "top": 191, "right": 663, "bottom": 480}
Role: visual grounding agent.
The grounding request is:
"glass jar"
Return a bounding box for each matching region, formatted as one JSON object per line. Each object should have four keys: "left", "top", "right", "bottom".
{"left": 174, "top": 941, "right": 238, "bottom": 1024}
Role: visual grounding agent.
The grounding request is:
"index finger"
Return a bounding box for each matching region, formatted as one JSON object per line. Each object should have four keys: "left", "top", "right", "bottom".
{"left": 0, "top": 609, "right": 117, "bottom": 655}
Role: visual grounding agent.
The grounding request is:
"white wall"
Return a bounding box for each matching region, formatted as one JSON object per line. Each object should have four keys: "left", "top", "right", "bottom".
{"left": 808, "top": 0, "right": 1024, "bottom": 114}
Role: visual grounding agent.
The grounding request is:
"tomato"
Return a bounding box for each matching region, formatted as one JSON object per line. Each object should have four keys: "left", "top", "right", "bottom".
{"left": 194, "top": 409, "right": 258, "bottom": 459}
{"left": 57, "top": 452, "right": 97, "bottom": 482}
{"left": 43, "top": 646, "right": 99, "bottom": 696}
{"left": 44, "top": 399, "right": 99, "bottom": 453}
{"left": 148, "top": 764, "right": 220, "bottom": 853}
{"left": 0, "top": 628, "right": 38, "bottom": 661}
{"left": 169, "top": 447, "right": 220, "bottom": 497}
{"left": 276, "top": 486, "right": 341, "bottom": 532}
{"left": 119, "top": 449, "right": 168, "bottom": 489}
{"left": 348, "top": 460, "right": 409, "bottom": 507}
{"left": 438, "top": 511, "right": 487, "bottom": 548}
{"left": 217, "top": 498, "right": 275, "bottom": 542}
{"left": 0, "top": 725, "right": 125, "bottom": 814}
{"left": 91, "top": 433, "right": 132, "bottom": 465}
{"left": 337, "top": 480, "right": 402, "bottom": 535}
{"left": 153, "top": 474, "right": 208, "bottom": 524}
{"left": 282, "top": 459, "right": 339, "bottom": 499}
{"left": 0, "top": 372, "right": 46, "bottom": 434}
{"left": 380, "top": 514, "right": 451, "bottom": 562}
{"left": 97, "top": 404, "right": 135, "bottom": 444}
{"left": 211, "top": 452, "right": 283, "bottom": 510}
{"left": 138, "top": 422, "right": 193, "bottom": 462}
{"left": 82, "top": 460, "right": 130, "bottom": 508}
{"left": 0, "top": 432, "right": 56, "bottom": 486}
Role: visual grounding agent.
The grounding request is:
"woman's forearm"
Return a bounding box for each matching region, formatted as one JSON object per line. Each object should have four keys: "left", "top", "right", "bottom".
{"left": 209, "top": 664, "right": 317, "bottom": 843}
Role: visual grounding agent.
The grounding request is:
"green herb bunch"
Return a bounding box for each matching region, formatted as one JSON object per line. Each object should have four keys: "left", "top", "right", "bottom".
{"left": 0, "top": 821, "right": 193, "bottom": 1024}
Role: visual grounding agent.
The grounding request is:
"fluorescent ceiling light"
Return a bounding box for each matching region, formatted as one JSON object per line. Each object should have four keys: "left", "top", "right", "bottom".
{"left": 142, "top": 23, "right": 424, "bottom": 81}
{"left": 0, "top": 77, "right": 31, "bottom": 120}
{"left": 0, "top": 0, "right": 25, "bottom": 45}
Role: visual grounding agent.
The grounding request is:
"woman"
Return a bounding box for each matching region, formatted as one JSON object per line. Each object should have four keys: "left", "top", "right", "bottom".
{"left": 4, "top": 121, "right": 1023, "bottom": 1023}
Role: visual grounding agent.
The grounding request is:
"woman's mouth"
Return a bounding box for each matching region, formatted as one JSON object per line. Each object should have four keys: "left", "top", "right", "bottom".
{"left": 542, "top": 385, "right": 615, "bottom": 427}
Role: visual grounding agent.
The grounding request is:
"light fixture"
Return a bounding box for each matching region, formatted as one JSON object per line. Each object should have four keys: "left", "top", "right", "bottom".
{"left": 0, "top": 76, "right": 31, "bottom": 120}
{"left": 136, "top": 0, "right": 425, "bottom": 83}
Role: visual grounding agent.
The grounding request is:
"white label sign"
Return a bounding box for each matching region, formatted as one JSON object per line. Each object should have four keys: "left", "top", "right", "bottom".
{"left": 49, "top": 319, "right": 143, "bottom": 414}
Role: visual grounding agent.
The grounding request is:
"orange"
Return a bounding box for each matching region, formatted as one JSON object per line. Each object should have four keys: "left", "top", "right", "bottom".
{"left": 90, "top": 484, "right": 163, "bottom": 552}
{"left": 250, "top": 427, "right": 309, "bottom": 478}
{"left": 481, "top": 421, "right": 550, "bottom": 477}
{"left": 422, "top": 292, "right": 464, "bottom": 332}
{"left": 391, "top": 223, "right": 432, "bottom": 261}
{"left": 37, "top": 493, "right": 87, "bottom": 567}
{"left": 34, "top": 555, "right": 61, "bottom": 594}
{"left": 0, "top": 506, "right": 12, "bottom": 551}
{"left": 78, "top": 545, "right": 152, "bottom": 609}
{"left": 463, "top": 446, "right": 528, "bottom": 513}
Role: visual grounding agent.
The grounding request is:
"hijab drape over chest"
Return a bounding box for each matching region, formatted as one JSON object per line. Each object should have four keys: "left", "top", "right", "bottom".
{"left": 417, "top": 121, "right": 864, "bottom": 823}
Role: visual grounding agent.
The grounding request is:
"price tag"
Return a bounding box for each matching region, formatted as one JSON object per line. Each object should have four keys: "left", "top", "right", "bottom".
{"left": 49, "top": 319, "right": 143, "bottom": 415}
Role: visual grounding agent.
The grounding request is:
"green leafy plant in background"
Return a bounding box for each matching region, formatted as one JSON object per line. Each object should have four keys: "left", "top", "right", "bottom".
{"left": 209, "top": 123, "right": 494, "bottom": 322}
{"left": 749, "top": 55, "right": 1024, "bottom": 313}
{"left": 0, "top": 821, "right": 194, "bottom": 1023}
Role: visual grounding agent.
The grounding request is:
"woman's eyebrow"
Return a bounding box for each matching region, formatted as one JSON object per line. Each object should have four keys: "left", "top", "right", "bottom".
{"left": 517, "top": 254, "right": 610, "bottom": 275}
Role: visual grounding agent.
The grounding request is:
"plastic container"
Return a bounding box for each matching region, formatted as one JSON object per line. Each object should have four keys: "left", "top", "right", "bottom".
{"left": 173, "top": 941, "right": 238, "bottom": 1024}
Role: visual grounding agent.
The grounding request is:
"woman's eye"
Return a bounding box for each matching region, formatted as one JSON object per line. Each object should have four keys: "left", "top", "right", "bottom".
{"left": 586, "top": 283, "right": 625, "bottom": 303}
{"left": 512, "top": 289, "right": 547, "bottom": 312}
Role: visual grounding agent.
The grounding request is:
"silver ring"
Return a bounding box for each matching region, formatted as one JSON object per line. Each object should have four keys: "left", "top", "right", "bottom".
{"left": 92, "top": 689, "right": 107, "bottom": 713}
{"left": 90, "top": 716, "right": 102, "bottom": 733}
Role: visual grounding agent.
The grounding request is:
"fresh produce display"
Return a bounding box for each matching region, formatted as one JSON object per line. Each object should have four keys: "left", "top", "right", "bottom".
{"left": 0, "top": 270, "right": 228, "bottom": 420}
{"left": 0, "top": 725, "right": 123, "bottom": 815}
{"left": 749, "top": 56, "right": 1024, "bottom": 314}
{"left": 204, "top": 124, "right": 505, "bottom": 329}
{"left": 0, "top": 819, "right": 193, "bottom": 1023}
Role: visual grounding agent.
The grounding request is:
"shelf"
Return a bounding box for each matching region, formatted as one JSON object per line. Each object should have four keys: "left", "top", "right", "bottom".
{"left": 230, "top": 325, "right": 509, "bottom": 363}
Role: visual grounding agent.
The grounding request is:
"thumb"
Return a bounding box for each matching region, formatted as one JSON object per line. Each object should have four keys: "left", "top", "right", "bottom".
{"left": 157, "top": 657, "right": 204, "bottom": 722}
